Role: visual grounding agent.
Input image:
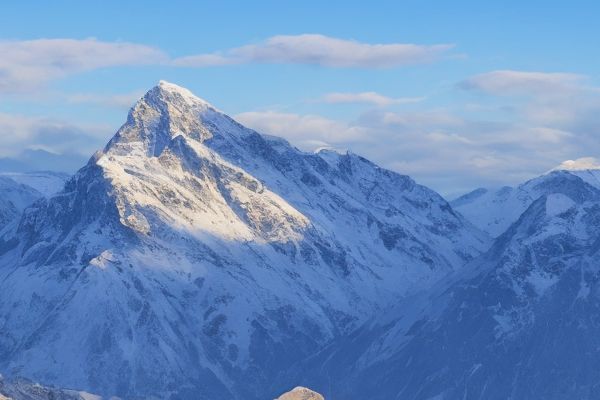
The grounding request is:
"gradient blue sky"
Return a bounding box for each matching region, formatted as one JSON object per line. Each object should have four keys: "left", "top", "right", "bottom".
{"left": 1, "top": 0, "right": 599, "bottom": 195}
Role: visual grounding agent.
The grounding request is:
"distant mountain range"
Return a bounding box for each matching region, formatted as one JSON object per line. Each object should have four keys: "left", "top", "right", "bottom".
{"left": 1, "top": 82, "right": 598, "bottom": 400}
{"left": 0, "top": 149, "right": 87, "bottom": 174}
{"left": 452, "top": 167, "right": 600, "bottom": 237}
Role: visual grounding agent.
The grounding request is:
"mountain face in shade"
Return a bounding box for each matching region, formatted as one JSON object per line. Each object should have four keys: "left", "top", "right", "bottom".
{"left": 0, "top": 82, "right": 487, "bottom": 400}
{"left": 296, "top": 172, "right": 600, "bottom": 400}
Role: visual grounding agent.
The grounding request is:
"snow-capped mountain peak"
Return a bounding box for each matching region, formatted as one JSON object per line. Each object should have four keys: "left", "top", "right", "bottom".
{"left": 0, "top": 82, "right": 487, "bottom": 400}
{"left": 157, "top": 80, "right": 207, "bottom": 102}
{"left": 104, "top": 80, "right": 219, "bottom": 157}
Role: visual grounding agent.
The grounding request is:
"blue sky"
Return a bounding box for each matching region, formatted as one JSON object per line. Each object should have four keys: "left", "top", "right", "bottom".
{"left": 1, "top": 0, "right": 600, "bottom": 195}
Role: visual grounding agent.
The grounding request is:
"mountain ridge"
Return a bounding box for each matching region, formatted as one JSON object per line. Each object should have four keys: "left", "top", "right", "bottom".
{"left": 292, "top": 172, "right": 600, "bottom": 399}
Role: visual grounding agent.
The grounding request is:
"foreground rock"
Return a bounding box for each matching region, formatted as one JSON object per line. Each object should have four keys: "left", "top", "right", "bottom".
{"left": 276, "top": 387, "right": 324, "bottom": 400}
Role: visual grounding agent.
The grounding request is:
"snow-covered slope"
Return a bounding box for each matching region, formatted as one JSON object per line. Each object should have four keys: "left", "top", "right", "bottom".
{"left": 452, "top": 166, "right": 600, "bottom": 237}
{"left": 296, "top": 174, "right": 600, "bottom": 400}
{"left": 0, "top": 82, "right": 487, "bottom": 400}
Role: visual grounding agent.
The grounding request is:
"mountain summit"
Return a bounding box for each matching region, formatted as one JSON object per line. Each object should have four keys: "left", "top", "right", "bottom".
{"left": 0, "top": 82, "right": 487, "bottom": 399}
{"left": 105, "top": 80, "right": 217, "bottom": 157}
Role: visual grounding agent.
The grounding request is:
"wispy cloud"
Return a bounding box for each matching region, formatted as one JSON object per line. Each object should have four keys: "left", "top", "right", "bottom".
{"left": 459, "top": 70, "right": 585, "bottom": 96}
{"left": 0, "top": 112, "right": 111, "bottom": 157}
{"left": 0, "top": 39, "right": 167, "bottom": 93}
{"left": 64, "top": 90, "right": 146, "bottom": 108}
{"left": 460, "top": 69, "right": 600, "bottom": 150}
{"left": 0, "top": 36, "right": 453, "bottom": 94}
{"left": 235, "top": 100, "right": 592, "bottom": 195}
{"left": 320, "top": 92, "right": 424, "bottom": 106}
{"left": 235, "top": 110, "right": 368, "bottom": 150}
{"left": 173, "top": 34, "right": 454, "bottom": 68}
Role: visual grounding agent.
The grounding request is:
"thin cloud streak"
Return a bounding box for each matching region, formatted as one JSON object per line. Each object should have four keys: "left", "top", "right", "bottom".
{"left": 459, "top": 70, "right": 586, "bottom": 96}
{"left": 320, "top": 92, "right": 424, "bottom": 106}
{"left": 173, "top": 34, "right": 454, "bottom": 68}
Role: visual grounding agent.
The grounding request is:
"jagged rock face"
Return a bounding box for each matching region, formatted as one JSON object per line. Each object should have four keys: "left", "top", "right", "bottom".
{"left": 276, "top": 387, "right": 324, "bottom": 400}
{"left": 0, "top": 82, "right": 487, "bottom": 400}
{"left": 298, "top": 176, "right": 600, "bottom": 400}
{"left": 452, "top": 169, "right": 600, "bottom": 237}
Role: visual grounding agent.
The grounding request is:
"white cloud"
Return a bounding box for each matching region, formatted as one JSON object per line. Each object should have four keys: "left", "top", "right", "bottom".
{"left": 173, "top": 34, "right": 454, "bottom": 68}
{"left": 459, "top": 70, "right": 585, "bottom": 96}
{"left": 320, "top": 92, "right": 424, "bottom": 106}
{"left": 0, "top": 36, "right": 453, "bottom": 93}
{"left": 460, "top": 69, "right": 600, "bottom": 163}
{"left": 0, "top": 39, "right": 167, "bottom": 93}
{"left": 65, "top": 90, "right": 146, "bottom": 108}
{"left": 235, "top": 110, "right": 368, "bottom": 150}
{"left": 234, "top": 103, "right": 590, "bottom": 195}
{"left": 0, "top": 112, "right": 111, "bottom": 157}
